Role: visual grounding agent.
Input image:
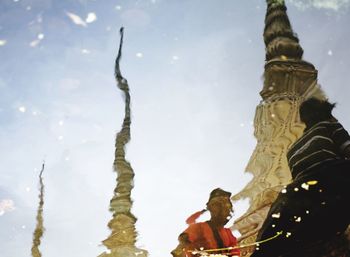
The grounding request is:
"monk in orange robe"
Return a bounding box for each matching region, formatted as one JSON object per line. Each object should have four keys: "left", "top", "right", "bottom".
{"left": 171, "top": 188, "right": 240, "bottom": 257}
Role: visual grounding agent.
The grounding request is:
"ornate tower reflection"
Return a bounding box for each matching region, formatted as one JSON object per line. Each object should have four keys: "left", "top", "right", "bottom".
{"left": 231, "top": 1, "right": 326, "bottom": 255}
{"left": 98, "top": 28, "right": 148, "bottom": 257}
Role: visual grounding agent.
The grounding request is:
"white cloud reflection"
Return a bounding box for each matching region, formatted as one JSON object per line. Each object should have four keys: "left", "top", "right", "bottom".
{"left": 0, "top": 199, "right": 15, "bottom": 216}
{"left": 85, "top": 12, "right": 97, "bottom": 23}
{"left": 65, "top": 11, "right": 87, "bottom": 27}
{"left": 287, "top": 0, "right": 350, "bottom": 10}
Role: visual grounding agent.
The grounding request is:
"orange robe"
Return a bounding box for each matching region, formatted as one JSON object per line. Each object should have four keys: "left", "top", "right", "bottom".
{"left": 182, "top": 222, "right": 240, "bottom": 257}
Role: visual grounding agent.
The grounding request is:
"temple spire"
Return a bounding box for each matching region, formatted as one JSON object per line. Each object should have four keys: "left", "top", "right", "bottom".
{"left": 264, "top": 0, "right": 304, "bottom": 61}
{"left": 31, "top": 163, "right": 45, "bottom": 257}
{"left": 98, "top": 28, "right": 147, "bottom": 257}
{"left": 231, "top": 1, "right": 326, "bottom": 256}
{"left": 259, "top": 0, "right": 320, "bottom": 100}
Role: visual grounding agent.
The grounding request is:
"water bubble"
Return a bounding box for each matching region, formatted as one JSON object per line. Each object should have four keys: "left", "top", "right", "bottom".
{"left": 272, "top": 213, "right": 280, "bottom": 219}
{"left": 86, "top": 12, "right": 97, "bottom": 23}
{"left": 19, "top": 106, "right": 26, "bottom": 113}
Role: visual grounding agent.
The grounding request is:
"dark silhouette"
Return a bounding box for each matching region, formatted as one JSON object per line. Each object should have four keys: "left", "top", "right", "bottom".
{"left": 251, "top": 98, "right": 350, "bottom": 257}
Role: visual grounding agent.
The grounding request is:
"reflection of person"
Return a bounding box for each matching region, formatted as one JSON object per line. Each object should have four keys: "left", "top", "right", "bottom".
{"left": 251, "top": 98, "right": 350, "bottom": 257}
{"left": 171, "top": 188, "right": 240, "bottom": 257}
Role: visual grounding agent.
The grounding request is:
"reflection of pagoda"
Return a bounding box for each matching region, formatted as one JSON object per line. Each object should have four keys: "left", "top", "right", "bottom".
{"left": 231, "top": 0, "right": 327, "bottom": 256}
{"left": 98, "top": 29, "right": 148, "bottom": 257}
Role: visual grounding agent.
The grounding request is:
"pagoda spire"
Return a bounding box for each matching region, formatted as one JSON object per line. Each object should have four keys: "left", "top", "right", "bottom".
{"left": 231, "top": 1, "right": 326, "bottom": 256}
{"left": 31, "top": 163, "right": 45, "bottom": 257}
{"left": 264, "top": 0, "right": 303, "bottom": 61}
{"left": 260, "top": 0, "right": 323, "bottom": 100}
{"left": 98, "top": 28, "right": 147, "bottom": 257}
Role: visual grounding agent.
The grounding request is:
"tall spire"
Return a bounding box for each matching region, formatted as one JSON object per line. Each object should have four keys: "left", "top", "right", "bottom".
{"left": 231, "top": 1, "right": 326, "bottom": 256}
{"left": 98, "top": 28, "right": 147, "bottom": 257}
{"left": 264, "top": 0, "right": 303, "bottom": 61}
{"left": 260, "top": 0, "right": 321, "bottom": 100}
{"left": 31, "top": 163, "right": 45, "bottom": 257}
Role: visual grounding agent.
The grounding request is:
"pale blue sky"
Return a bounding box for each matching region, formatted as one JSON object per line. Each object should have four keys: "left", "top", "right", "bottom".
{"left": 1, "top": 0, "right": 350, "bottom": 257}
